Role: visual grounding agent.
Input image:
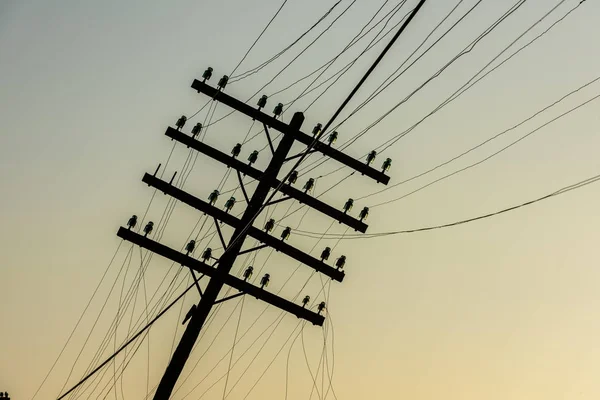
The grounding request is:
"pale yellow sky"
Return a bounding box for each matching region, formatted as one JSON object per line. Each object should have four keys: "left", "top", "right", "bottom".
{"left": 2, "top": 0, "right": 600, "bottom": 399}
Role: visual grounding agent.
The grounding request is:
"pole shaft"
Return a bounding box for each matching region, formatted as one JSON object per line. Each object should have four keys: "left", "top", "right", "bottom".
{"left": 153, "top": 112, "right": 304, "bottom": 399}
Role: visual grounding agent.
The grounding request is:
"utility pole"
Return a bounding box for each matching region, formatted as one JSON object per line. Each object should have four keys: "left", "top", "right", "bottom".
{"left": 117, "top": 76, "right": 390, "bottom": 399}
{"left": 114, "top": 0, "right": 433, "bottom": 395}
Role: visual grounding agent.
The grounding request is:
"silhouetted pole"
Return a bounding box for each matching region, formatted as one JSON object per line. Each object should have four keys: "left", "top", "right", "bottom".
{"left": 153, "top": 112, "right": 305, "bottom": 400}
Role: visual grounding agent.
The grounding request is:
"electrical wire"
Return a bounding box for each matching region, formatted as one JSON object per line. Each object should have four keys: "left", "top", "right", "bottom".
{"left": 179, "top": 208, "right": 338, "bottom": 399}
{"left": 369, "top": 91, "right": 600, "bottom": 208}
{"left": 339, "top": 0, "right": 529, "bottom": 151}
{"left": 298, "top": 0, "right": 526, "bottom": 175}
{"left": 205, "top": 0, "right": 360, "bottom": 128}
{"left": 64, "top": 3, "right": 429, "bottom": 394}
{"left": 230, "top": 0, "right": 343, "bottom": 82}
{"left": 56, "top": 270, "right": 206, "bottom": 400}
{"left": 358, "top": 72, "right": 600, "bottom": 202}
{"left": 28, "top": 241, "right": 123, "bottom": 400}
{"left": 204, "top": 0, "right": 428, "bottom": 289}
{"left": 241, "top": 321, "right": 304, "bottom": 400}
{"left": 222, "top": 297, "right": 245, "bottom": 400}
{"left": 270, "top": 1, "right": 410, "bottom": 98}
{"left": 56, "top": 245, "right": 135, "bottom": 398}
{"left": 294, "top": 171, "right": 600, "bottom": 240}
{"left": 301, "top": 322, "right": 322, "bottom": 400}
{"left": 287, "top": 0, "right": 400, "bottom": 107}
{"left": 228, "top": 0, "right": 290, "bottom": 78}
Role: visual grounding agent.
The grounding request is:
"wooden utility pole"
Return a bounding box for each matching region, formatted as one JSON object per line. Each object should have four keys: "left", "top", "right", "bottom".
{"left": 117, "top": 78, "right": 390, "bottom": 399}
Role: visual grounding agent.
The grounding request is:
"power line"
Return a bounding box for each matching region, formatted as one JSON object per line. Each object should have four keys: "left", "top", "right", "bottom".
{"left": 302, "top": 0, "right": 580, "bottom": 180}
{"left": 205, "top": 0, "right": 359, "bottom": 128}
{"left": 339, "top": 0, "right": 530, "bottom": 152}
{"left": 230, "top": 0, "right": 343, "bottom": 82}
{"left": 303, "top": 0, "right": 527, "bottom": 174}
{"left": 369, "top": 92, "right": 600, "bottom": 208}
{"left": 56, "top": 272, "right": 205, "bottom": 400}
{"left": 295, "top": 171, "right": 600, "bottom": 240}
{"left": 228, "top": 0, "right": 290, "bottom": 78}
{"left": 358, "top": 73, "right": 600, "bottom": 201}
{"left": 270, "top": 1, "right": 410, "bottom": 99}
{"left": 29, "top": 241, "right": 124, "bottom": 400}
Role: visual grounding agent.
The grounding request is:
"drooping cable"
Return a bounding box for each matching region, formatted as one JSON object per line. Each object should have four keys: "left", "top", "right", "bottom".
{"left": 230, "top": 0, "right": 342, "bottom": 82}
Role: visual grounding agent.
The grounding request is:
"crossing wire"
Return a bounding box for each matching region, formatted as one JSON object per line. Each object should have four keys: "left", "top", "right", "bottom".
{"left": 228, "top": 0, "right": 290, "bottom": 77}
{"left": 208, "top": 0, "right": 428, "bottom": 282}
{"left": 298, "top": 0, "right": 531, "bottom": 176}
{"left": 204, "top": 0, "right": 360, "bottom": 128}
{"left": 49, "top": 2, "right": 385, "bottom": 393}
{"left": 271, "top": 0, "right": 410, "bottom": 98}
{"left": 28, "top": 241, "right": 124, "bottom": 400}
{"left": 62, "top": 2, "right": 425, "bottom": 396}
{"left": 368, "top": 92, "right": 600, "bottom": 208}
{"left": 178, "top": 215, "right": 338, "bottom": 399}
{"left": 301, "top": 0, "right": 581, "bottom": 182}
{"left": 293, "top": 171, "right": 600, "bottom": 241}
{"left": 230, "top": 0, "right": 343, "bottom": 82}
{"left": 358, "top": 73, "right": 600, "bottom": 202}
{"left": 85, "top": 99, "right": 227, "bottom": 393}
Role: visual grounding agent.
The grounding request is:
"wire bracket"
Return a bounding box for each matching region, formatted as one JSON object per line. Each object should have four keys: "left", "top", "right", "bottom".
{"left": 214, "top": 292, "right": 245, "bottom": 305}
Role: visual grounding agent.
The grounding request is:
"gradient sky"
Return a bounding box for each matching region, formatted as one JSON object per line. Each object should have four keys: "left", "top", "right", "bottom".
{"left": 2, "top": 0, "right": 600, "bottom": 399}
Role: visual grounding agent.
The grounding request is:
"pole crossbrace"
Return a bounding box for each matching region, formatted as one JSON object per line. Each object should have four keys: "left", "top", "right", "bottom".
{"left": 284, "top": 148, "right": 318, "bottom": 162}
{"left": 214, "top": 292, "right": 245, "bottom": 305}
{"left": 238, "top": 243, "right": 268, "bottom": 255}
{"left": 213, "top": 217, "right": 227, "bottom": 249}
{"left": 265, "top": 195, "right": 292, "bottom": 207}
{"left": 236, "top": 170, "right": 250, "bottom": 203}
{"left": 263, "top": 123, "right": 275, "bottom": 155}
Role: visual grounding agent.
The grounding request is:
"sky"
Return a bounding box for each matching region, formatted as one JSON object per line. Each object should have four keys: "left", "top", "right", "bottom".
{"left": 2, "top": 0, "right": 600, "bottom": 399}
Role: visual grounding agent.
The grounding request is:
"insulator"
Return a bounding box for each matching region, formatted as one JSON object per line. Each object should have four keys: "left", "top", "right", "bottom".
{"left": 143, "top": 221, "right": 154, "bottom": 236}
{"left": 359, "top": 206, "right": 369, "bottom": 221}
{"left": 208, "top": 189, "right": 220, "bottom": 205}
{"left": 321, "top": 246, "right": 331, "bottom": 261}
{"left": 218, "top": 75, "right": 229, "bottom": 89}
{"left": 303, "top": 177, "right": 315, "bottom": 192}
{"left": 260, "top": 273, "right": 271, "bottom": 288}
{"left": 202, "top": 67, "right": 213, "bottom": 81}
{"left": 281, "top": 227, "right": 291, "bottom": 241}
{"left": 248, "top": 150, "right": 259, "bottom": 165}
{"left": 244, "top": 266, "right": 254, "bottom": 281}
{"left": 176, "top": 115, "right": 187, "bottom": 130}
{"left": 312, "top": 123, "right": 322, "bottom": 136}
{"left": 288, "top": 170, "right": 298, "bottom": 185}
{"left": 343, "top": 198, "right": 354, "bottom": 213}
{"left": 273, "top": 102, "right": 284, "bottom": 117}
{"left": 327, "top": 131, "right": 338, "bottom": 145}
{"left": 185, "top": 240, "right": 196, "bottom": 254}
{"left": 202, "top": 248, "right": 212, "bottom": 261}
{"left": 231, "top": 143, "right": 242, "bottom": 158}
{"left": 224, "top": 197, "right": 236, "bottom": 212}
{"left": 382, "top": 157, "right": 392, "bottom": 172}
{"left": 264, "top": 218, "right": 275, "bottom": 233}
{"left": 335, "top": 255, "right": 346, "bottom": 270}
{"left": 191, "top": 123, "right": 203, "bottom": 138}
{"left": 127, "top": 214, "right": 138, "bottom": 230}
{"left": 317, "top": 301, "right": 326, "bottom": 314}
{"left": 366, "top": 150, "right": 377, "bottom": 166}
{"left": 257, "top": 95, "right": 268, "bottom": 109}
{"left": 302, "top": 295, "right": 310, "bottom": 307}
